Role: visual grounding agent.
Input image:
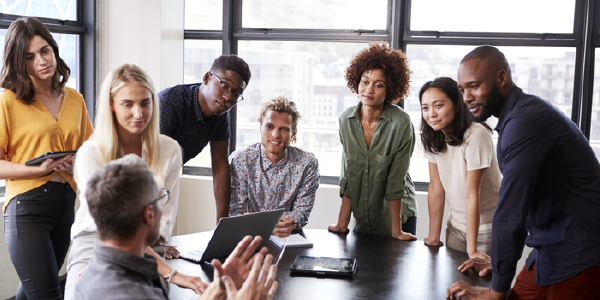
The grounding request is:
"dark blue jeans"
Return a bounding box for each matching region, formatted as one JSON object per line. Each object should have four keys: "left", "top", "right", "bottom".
{"left": 3, "top": 181, "right": 75, "bottom": 300}
{"left": 402, "top": 216, "right": 417, "bottom": 236}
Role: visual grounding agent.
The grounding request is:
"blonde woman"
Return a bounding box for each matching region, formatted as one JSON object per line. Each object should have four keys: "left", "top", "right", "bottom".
{"left": 64, "top": 64, "right": 203, "bottom": 299}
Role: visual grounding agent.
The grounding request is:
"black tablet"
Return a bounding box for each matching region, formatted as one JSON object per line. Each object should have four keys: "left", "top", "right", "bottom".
{"left": 25, "top": 151, "right": 77, "bottom": 166}
{"left": 290, "top": 255, "right": 357, "bottom": 278}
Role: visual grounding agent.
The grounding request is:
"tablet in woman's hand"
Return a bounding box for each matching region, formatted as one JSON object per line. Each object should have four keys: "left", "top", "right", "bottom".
{"left": 25, "top": 150, "right": 77, "bottom": 165}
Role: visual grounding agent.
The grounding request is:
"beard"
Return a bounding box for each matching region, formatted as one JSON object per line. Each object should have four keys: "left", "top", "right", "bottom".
{"left": 472, "top": 84, "right": 505, "bottom": 122}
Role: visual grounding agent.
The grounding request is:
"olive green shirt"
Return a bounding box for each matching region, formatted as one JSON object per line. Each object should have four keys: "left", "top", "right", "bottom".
{"left": 339, "top": 102, "right": 418, "bottom": 236}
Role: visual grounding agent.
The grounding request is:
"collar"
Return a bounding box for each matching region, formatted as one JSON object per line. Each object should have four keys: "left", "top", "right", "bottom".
{"left": 260, "top": 144, "right": 290, "bottom": 171}
{"left": 495, "top": 86, "right": 523, "bottom": 131}
{"left": 347, "top": 101, "right": 392, "bottom": 123}
{"left": 93, "top": 242, "right": 158, "bottom": 279}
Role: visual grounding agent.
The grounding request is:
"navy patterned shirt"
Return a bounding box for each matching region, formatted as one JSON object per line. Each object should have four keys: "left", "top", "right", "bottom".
{"left": 158, "top": 83, "right": 230, "bottom": 164}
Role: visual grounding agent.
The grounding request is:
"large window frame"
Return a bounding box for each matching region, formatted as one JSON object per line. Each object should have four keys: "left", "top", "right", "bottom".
{"left": 0, "top": 0, "right": 96, "bottom": 197}
{"left": 184, "top": 0, "right": 598, "bottom": 190}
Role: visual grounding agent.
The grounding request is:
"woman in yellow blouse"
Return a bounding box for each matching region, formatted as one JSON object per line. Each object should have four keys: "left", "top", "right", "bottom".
{"left": 0, "top": 17, "right": 93, "bottom": 299}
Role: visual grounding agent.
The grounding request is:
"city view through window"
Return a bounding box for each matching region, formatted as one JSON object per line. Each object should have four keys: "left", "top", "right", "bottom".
{"left": 184, "top": 0, "right": 600, "bottom": 184}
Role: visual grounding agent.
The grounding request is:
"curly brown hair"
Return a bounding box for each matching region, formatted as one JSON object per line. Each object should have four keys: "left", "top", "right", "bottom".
{"left": 345, "top": 42, "right": 411, "bottom": 104}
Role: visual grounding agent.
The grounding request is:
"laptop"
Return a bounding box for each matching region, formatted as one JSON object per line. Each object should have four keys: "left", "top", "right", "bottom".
{"left": 179, "top": 209, "right": 284, "bottom": 263}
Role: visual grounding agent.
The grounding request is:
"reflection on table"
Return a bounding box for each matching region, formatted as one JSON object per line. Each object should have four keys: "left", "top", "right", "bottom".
{"left": 167, "top": 229, "right": 491, "bottom": 300}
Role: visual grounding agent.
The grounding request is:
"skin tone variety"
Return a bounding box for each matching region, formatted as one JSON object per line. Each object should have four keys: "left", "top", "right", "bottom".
{"left": 198, "top": 71, "right": 247, "bottom": 222}
{"left": 447, "top": 58, "right": 516, "bottom": 300}
{"left": 259, "top": 110, "right": 297, "bottom": 237}
{"left": 328, "top": 69, "right": 417, "bottom": 241}
{"left": 420, "top": 88, "right": 490, "bottom": 260}
{"left": 0, "top": 35, "right": 73, "bottom": 181}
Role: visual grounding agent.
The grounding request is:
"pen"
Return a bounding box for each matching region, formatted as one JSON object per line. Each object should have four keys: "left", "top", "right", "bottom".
{"left": 275, "top": 237, "right": 289, "bottom": 266}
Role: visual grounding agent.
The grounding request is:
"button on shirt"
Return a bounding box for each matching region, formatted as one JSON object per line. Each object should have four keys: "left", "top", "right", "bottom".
{"left": 158, "top": 83, "right": 230, "bottom": 164}
{"left": 491, "top": 86, "right": 600, "bottom": 292}
{"left": 229, "top": 142, "right": 320, "bottom": 227}
{"left": 339, "top": 102, "right": 418, "bottom": 236}
{"left": 74, "top": 243, "right": 168, "bottom": 300}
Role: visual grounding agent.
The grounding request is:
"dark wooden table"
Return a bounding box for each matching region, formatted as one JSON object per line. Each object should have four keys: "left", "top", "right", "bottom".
{"left": 167, "top": 229, "right": 491, "bottom": 300}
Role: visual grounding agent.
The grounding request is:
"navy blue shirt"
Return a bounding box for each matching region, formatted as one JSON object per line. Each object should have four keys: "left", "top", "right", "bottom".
{"left": 491, "top": 87, "right": 600, "bottom": 292}
{"left": 158, "top": 83, "right": 230, "bottom": 164}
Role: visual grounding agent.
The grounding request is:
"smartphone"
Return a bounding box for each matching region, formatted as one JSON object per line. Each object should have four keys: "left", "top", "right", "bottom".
{"left": 290, "top": 255, "right": 357, "bottom": 277}
{"left": 25, "top": 150, "right": 77, "bottom": 166}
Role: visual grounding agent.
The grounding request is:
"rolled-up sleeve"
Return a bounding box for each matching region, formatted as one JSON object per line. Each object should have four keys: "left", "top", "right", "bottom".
{"left": 385, "top": 119, "right": 415, "bottom": 200}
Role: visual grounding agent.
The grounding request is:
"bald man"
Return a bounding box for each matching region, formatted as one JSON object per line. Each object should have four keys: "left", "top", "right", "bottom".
{"left": 447, "top": 46, "right": 600, "bottom": 300}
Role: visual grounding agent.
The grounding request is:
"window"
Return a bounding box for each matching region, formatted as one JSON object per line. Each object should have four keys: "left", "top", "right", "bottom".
{"left": 242, "top": 0, "right": 388, "bottom": 30}
{"left": 0, "top": 0, "right": 77, "bottom": 21}
{"left": 184, "top": 0, "right": 596, "bottom": 190}
{"left": 410, "top": 0, "right": 576, "bottom": 34}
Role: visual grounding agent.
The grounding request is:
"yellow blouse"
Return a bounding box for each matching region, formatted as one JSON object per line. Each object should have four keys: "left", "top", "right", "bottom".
{"left": 0, "top": 87, "right": 93, "bottom": 211}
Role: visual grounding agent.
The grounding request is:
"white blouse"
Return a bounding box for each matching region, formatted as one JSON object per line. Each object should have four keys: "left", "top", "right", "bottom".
{"left": 71, "top": 135, "right": 182, "bottom": 242}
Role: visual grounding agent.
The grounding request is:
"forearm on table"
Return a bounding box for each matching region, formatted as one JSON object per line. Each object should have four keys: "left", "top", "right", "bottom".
{"left": 388, "top": 198, "right": 403, "bottom": 230}
{"left": 427, "top": 189, "right": 445, "bottom": 240}
{"left": 146, "top": 246, "right": 172, "bottom": 276}
{"left": 465, "top": 193, "right": 481, "bottom": 254}
{"left": 336, "top": 196, "right": 352, "bottom": 227}
{"left": 212, "top": 165, "right": 231, "bottom": 221}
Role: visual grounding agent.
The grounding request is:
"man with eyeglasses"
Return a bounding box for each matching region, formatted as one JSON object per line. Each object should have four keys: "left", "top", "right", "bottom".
{"left": 158, "top": 55, "right": 251, "bottom": 222}
{"left": 75, "top": 154, "right": 278, "bottom": 300}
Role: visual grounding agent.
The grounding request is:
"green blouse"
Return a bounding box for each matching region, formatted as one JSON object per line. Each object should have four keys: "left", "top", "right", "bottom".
{"left": 339, "top": 102, "right": 418, "bottom": 235}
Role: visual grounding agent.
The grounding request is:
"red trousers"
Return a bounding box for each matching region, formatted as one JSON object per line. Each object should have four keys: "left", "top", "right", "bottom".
{"left": 508, "top": 264, "right": 600, "bottom": 300}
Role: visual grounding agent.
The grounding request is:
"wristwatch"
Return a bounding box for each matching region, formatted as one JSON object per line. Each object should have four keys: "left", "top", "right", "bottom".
{"left": 163, "top": 268, "right": 177, "bottom": 283}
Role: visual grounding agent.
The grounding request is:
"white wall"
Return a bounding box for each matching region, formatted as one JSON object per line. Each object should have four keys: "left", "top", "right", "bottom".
{"left": 175, "top": 176, "right": 441, "bottom": 240}
{"left": 97, "top": 0, "right": 184, "bottom": 90}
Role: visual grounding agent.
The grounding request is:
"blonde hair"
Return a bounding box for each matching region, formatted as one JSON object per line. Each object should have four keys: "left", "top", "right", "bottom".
{"left": 258, "top": 95, "right": 301, "bottom": 143}
{"left": 90, "top": 64, "right": 163, "bottom": 183}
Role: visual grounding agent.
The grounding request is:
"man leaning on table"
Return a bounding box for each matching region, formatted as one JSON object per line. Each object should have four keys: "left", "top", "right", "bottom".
{"left": 446, "top": 46, "right": 600, "bottom": 300}
{"left": 75, "top": 154, "right": 278, "bottom": 300}
{"left": 159, "top": 55, "right": 251, "bottom": 222}
{"left": 228, "top": 96, "right": 320, "bottom": 237}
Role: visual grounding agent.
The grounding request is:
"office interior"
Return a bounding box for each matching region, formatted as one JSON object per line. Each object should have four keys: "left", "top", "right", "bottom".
{"left": 1, "top": 0, "right": 598, "bottom": 298}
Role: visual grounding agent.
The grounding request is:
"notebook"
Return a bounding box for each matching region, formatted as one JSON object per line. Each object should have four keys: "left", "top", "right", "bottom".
{"left": 179, "top": 209, "right": 284, "bottom": 263}
{"left": 270, "top": 234, "right": 313, "bottom": 248}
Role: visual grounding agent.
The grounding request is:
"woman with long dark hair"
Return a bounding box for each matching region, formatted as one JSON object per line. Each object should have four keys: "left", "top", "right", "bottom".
{"left": 420, "top": 77, "right": 500, "bottom": 258}
{"left": 0, "top": 17, "right": 93, "bottom": 299}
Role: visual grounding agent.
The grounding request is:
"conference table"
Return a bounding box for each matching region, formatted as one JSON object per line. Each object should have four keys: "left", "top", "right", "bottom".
{"left": 167, "top": 229, "right": 491, "bottom": 299}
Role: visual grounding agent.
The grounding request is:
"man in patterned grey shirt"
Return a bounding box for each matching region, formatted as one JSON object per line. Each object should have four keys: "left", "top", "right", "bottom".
{"left": 228, "top": 96, "right": 320, "bottom": 237}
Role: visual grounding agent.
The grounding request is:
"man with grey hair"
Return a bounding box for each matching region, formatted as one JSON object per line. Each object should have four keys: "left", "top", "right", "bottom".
{"left": 75, "top": 154, "right": 278, "bottom": 300}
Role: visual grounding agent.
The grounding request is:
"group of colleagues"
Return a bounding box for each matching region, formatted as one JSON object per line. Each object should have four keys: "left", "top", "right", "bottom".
{"left": 0, "top": 15, "right": 599, "bottom": 300}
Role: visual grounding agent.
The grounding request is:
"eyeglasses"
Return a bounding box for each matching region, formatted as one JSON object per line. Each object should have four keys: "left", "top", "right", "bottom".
{"left": 210, "top": 72, "right": 245, "bottom": 103}
{"left": 149, "top": 188, "right": 170, "bottom": 207}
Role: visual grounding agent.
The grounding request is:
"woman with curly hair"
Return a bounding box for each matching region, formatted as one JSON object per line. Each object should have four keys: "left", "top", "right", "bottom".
{"left": 328, "top": 42, "right": 418, "bottom": 240}
{"left": 419, "top": 77, "right": 500, "bottom": 258}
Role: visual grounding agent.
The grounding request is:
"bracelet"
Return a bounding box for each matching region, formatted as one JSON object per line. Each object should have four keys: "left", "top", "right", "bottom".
{"left": 163, "top": 268, "right": 177, "bottom": 283}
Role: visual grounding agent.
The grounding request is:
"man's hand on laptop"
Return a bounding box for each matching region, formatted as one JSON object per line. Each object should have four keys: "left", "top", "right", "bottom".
{"left": 272, "top": 217, "right": 296, "bottom": 238}
{"left": 213, "top": 235, "right": 269, "bottom": 289}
